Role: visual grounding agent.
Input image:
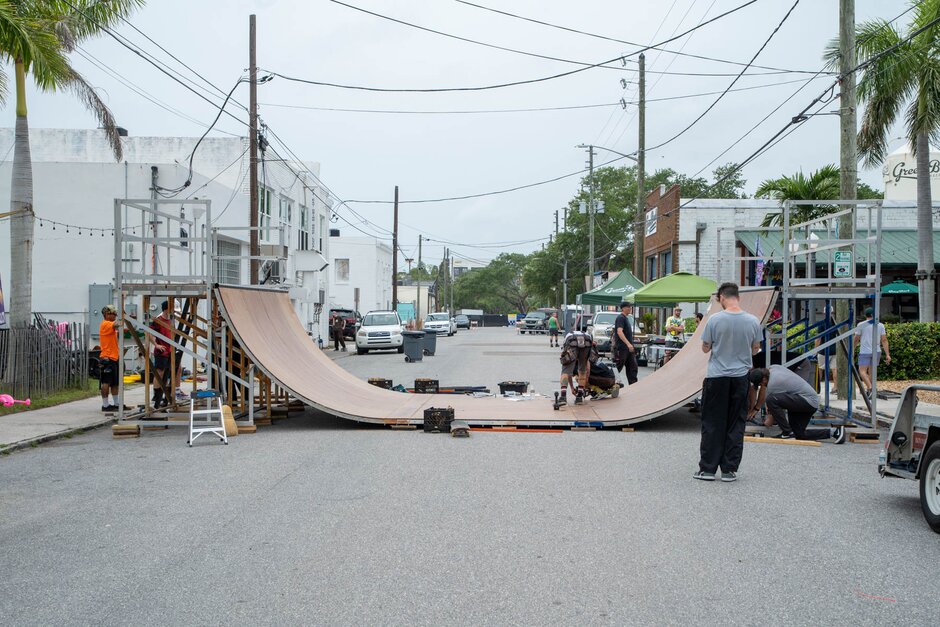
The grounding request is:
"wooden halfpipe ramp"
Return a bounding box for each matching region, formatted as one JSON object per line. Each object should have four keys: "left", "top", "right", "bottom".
{"left": 217, "top": 287, "right": 777, "bottom": 427}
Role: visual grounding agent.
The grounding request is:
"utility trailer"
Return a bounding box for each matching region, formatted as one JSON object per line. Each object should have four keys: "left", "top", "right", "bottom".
{"left": 879, "top": 385, "right": 940, "bottom": 533}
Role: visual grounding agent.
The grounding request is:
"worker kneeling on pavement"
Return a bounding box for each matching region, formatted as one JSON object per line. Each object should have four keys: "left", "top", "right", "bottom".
{"left": 559, "top": 330, "right": 598, "bottom": 405}
{"left": 747, "top": 366, "right": 846, "bottom": 444}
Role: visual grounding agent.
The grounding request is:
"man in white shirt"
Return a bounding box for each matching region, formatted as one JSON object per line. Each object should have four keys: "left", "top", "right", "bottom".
{"left": 854, "top": 307, "right": 891, "bottom": 399}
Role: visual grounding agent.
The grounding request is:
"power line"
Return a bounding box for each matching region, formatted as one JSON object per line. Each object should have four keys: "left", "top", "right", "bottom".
{"left": 663, "top": 9, "right": 940, "bottom": 217}
{"left": 642, "top": 0, "right": 802, "bottom": 154}
{"left": 453, "top": 0, "right": 828, "bottom": 75}
{"left": 265, "top": 0, "right": 759, "bottom": 93}
{"left": 257, "top": 76, "right": 816, "bottom": 116}
{"left": 346, "top": 155, "right": 627, "bottom": 205}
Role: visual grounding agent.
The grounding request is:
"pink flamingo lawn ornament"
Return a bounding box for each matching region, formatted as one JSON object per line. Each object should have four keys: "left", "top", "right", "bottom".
{"left": 0, "top": 394, "right": 30, "bottom": 407}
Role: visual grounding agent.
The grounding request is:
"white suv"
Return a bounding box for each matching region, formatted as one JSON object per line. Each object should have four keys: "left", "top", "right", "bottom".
{"left": 356, "top": 311, "right": 404, "bottom": 354}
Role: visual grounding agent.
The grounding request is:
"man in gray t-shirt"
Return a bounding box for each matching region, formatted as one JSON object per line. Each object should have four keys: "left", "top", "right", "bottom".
{"left": 747, "top": 365, "right": 845, "bottom": 443}
{"left": 694, "top": 283, "right": 763, "bottom": 483}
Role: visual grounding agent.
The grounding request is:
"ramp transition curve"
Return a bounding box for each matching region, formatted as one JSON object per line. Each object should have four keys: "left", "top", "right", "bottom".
{"left": 217, "top": 287, "right": 777, "bottom": 427}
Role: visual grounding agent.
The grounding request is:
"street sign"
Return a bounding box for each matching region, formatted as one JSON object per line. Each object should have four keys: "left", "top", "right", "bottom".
{"left": 833, "top": 251, "right": 853, "bottom": 278}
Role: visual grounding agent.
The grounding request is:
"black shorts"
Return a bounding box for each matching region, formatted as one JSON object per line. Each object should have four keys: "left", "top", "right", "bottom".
{"left": 154, "top": 354, "right": 170, "bottom": 370}
{"left": 549, "top": 328, "right": 559, "bottom": 337}
{"left": 98, "top": 358, "right": 119, "bottom": 386}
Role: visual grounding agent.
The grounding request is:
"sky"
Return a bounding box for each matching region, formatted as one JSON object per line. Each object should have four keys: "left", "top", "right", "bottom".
{"left": 10, "top": 0, "right": 911, "bottom": 268}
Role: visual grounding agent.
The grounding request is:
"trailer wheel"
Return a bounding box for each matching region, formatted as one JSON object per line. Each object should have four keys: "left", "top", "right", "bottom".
{"left": 920, "top": 441, "right": 940, "bottom": 533}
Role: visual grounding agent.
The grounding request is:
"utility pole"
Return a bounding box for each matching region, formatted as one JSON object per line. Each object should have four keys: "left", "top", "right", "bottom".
{"left": 417, "top": 234, "right": 422, "bottom": 326}
{"left": 554, "top": 209, "right": 559, "bottom": 236}
{"left": 449, "top": 255, "right": 454, "bottom": 315}
{"left": 587, "top": 146, "right": 595, "bottom": 284}
{"left": 836, "top": 0, "right": 856, "bottom": 398}
{"left": 392, "top": 185, "right": 399, "bottom": 310}
{"left": 563, "top": 258, "right": 568, "bottom": 309}
{"left": 634, "top": 52, "right": 646, "bottom": 280}
{"left": 248, "top": 14, "right": 259, "bottom": 284}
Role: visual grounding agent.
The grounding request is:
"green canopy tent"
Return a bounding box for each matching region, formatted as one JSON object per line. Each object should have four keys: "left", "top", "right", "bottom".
{"left": 578, "top": 269, "right": 644, "bottom": 306}
{"left": 625, "top": 272, "right": 717, "bottom": 307}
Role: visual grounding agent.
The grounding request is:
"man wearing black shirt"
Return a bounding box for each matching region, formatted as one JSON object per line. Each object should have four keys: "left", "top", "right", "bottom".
{"left": 613, "top": 301, "right": 638, "bottom": 385}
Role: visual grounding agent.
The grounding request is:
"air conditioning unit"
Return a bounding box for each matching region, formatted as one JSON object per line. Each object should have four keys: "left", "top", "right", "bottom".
{"left": 261, "top": 259, "right": 284, "bottom": 284}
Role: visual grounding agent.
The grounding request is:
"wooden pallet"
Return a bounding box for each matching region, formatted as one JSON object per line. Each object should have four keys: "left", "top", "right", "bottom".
{"left": 112, "top": 424, "right": 140, "bottom": 439}
{"left": 847, "top": 428, "right": 881, "bottom": 443}
{"left": 744, "top": 435, "right": 822, "bottom": 447}
{"left": 236, "top": 423, "right": 257, "bottom": 434}
{"left": 621, "top": 427, "right": 635, "bottom": 432}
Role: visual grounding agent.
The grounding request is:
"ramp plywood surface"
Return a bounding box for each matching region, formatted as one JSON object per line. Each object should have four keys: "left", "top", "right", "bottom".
{"left": 217, "top": 287, "right": 777, "bottom": 427}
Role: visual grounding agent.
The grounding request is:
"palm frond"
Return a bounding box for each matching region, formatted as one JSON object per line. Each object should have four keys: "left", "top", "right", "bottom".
{"left": 47, "top": 0, "right": 145, "bottom": 46}
{"left": 60, "top": 66, "right": 123, "bottom": 160}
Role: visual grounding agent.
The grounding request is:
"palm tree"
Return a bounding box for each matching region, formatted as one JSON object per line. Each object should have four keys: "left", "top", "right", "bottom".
{"left": 2, "top": 0, "right": 143, "bottom": 327}
{"left": 825, "top": 0, "right": 940, "bottom": 323}
{"left": 756, "top": 164, "right": 841, "bottom": 227}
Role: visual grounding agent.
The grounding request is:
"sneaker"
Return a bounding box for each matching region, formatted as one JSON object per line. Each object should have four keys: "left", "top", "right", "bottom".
{"left": 721, "top": 471, "right": 737, "bottom": 482}
{"left": 775, "top": 431, "right": 794, "bottom": 440}
{"left": 574, "top": 393, "right": 583, "bottom": 405}
{"left": 175, "top": 391, "right": 190, "bottom": 401}
{"left": 692, "top": 471, "right": 716, "bottom": 481}
{"left": 832, "top": 426, "right": 847, "bottom": 445}
{"left": 102, "top": 405, "right": 114, "bottom": 412}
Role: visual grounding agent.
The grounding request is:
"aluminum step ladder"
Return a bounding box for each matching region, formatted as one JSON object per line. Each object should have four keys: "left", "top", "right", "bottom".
{"left": 188, "top": 390, "right": 228, "bottom": 446}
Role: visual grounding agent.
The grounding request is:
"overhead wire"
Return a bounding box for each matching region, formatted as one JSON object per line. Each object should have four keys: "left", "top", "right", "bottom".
{"left": 265, "top": 0, "right": 760, "bottom": 93}
{"left": 452, "top": 0, "right": 830, "bottom": 75}
{"left": 662, "top": 9, "right": 940, "bottom": 218}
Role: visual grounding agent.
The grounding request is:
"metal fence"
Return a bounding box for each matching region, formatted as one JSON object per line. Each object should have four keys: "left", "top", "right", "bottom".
{"left": 0, "top": 315, "right": 89, "bottom": 399}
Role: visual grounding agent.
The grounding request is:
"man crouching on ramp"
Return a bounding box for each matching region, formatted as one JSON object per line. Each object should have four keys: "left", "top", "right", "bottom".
{"left": 556, "top": 330, "right": 597, "bottom": 407}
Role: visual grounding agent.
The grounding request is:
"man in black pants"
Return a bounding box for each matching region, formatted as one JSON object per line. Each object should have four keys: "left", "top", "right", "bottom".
{"left": 612, "top": 301, "right": 638, "bottom": 386}
{"left": 694, "top": 283, "right": 762, "bottom": 483}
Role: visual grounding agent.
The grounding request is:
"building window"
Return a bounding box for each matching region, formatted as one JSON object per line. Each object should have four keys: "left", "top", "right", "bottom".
{"left": 660, "top": 250, "right": 672, "bottom": 276}
{"left": 646, "top": 254, "right": 658, "bottom": 282}
{"left": 278, "top": 196, "right": 293, "bottom": 247}
{"left": 299, "top": 205, "right": 309, "bottom": 251}
{"left": 335, "top": 258, "right": 349, "bottom": 283}
{"left": 259, "top": 186, "right": 273, "bottom": 240}
{"left": 215, "top": 239, "right": 241, "bottom": 285}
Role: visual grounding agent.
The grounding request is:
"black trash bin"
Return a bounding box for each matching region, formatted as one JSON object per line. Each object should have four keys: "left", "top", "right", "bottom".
{"left": 421, "top": 329, "right": 437, "bottom": 356}
{"left": 402, "top": 330, "right": 425, "bottom": 362}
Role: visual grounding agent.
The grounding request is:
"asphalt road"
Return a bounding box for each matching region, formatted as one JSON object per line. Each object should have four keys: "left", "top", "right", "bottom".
{"left": 1, "top": 327, "right": 938, "bottom": 625}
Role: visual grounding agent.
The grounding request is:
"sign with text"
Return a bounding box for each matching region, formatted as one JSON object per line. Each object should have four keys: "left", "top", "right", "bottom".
{"left": 833, "top": 251, "right": 853, "bottom": 278}
{"left": 645, "top": 207, "right": 657, "bottom": 237}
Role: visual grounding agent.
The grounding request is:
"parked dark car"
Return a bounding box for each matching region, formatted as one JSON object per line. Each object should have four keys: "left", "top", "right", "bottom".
{"left": 329, "top": 308, "right": 361, "bottom": 339}
{"left": 521, "top": 310, "right": 549, "bottom": 334}
{"left": 454, "top": 314, "right": 471, "bottom": 329}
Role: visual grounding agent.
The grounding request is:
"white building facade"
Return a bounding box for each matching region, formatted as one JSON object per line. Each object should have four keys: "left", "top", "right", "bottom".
{"left": 0, "top": 128, "right": 332, "bottom": 341}
{"left": 327, "top": 235, "right": 393, "bottom": 315}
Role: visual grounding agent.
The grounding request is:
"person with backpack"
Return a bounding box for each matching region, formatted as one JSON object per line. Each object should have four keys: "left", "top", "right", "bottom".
{"left": 558, "top": 330, "right": 597, "bottom": 405}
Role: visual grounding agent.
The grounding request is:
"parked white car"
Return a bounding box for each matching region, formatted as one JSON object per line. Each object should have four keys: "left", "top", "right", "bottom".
{"left": 587, "top": 311, "right": 619, "bottom": 352}
{"left": 424, "top": 312, "right": 456, "bottom": 336}
{"left": 356, "top": 311, "right": 404, "bottom": 354}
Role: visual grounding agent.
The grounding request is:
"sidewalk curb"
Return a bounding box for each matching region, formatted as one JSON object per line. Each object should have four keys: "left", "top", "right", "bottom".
{"left": 0, "top": 416, "right": 116, "bottom": 455}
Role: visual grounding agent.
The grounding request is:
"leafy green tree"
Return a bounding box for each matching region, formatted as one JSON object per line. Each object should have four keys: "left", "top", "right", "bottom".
{"left": 825, "top": 0, "right": 940, "bottom": 321}
{"left": 454, "top": 253, "right": 531, "bottom": 313}
{"left": 4, "top": 0, "right": 143, "bottom": 327}
{"left": 756, "top": 165, "right": 841, "bottom": 227}
{"left": 857, "top": 180, "right": 883, "bottom": 200}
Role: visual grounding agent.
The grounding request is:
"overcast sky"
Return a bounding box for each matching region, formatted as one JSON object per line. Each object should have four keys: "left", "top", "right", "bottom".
{"left": 11, "top": 0, "right": 909, "bottom": 267}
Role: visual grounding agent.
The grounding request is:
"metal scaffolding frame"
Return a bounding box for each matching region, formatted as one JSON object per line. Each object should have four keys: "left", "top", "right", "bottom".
{"left": 717, "top": 199, "right": 889, "bottom": 427}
